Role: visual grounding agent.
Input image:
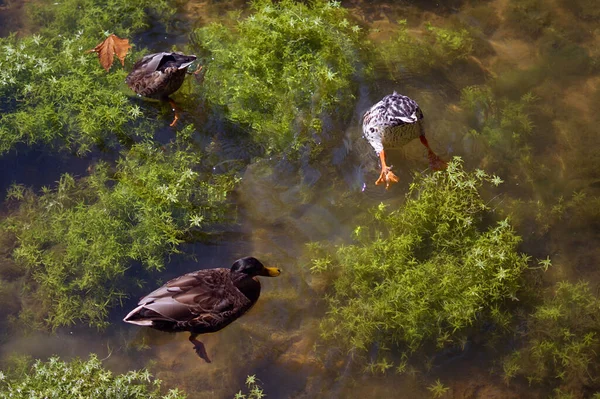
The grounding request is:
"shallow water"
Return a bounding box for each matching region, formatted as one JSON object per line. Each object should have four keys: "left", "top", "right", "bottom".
{"left": 1, "top": 0, "right": 600, "bottom": 397}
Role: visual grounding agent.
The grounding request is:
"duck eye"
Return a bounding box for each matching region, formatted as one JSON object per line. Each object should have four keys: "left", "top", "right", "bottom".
{"left": 370, "top": 128, "right": 375, "bottom": 132}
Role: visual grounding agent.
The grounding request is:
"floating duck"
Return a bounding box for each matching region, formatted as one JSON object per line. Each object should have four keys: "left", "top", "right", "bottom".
{"left": 362, "top": 92, "right": 446, "bottom": 189}
{"left": 126, "top": 52, "right": 198, "bottom": 126}
{"left": 123, "top": 257, "right": 281, "bottom": 363}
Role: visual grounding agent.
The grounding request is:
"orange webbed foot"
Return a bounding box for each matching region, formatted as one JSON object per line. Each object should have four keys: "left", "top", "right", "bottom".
{"left": 375, "top": 167, "right": 399, "bottom": 190}
{"left": 428, "top": 151, "right": 447, "bottom": 171}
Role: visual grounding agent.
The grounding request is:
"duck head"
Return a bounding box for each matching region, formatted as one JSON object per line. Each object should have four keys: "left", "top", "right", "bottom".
{"left": 231, "top": 257, "right": 281, "bottom": 277}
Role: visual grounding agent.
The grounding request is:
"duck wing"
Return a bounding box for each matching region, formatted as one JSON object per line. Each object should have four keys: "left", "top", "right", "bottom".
{"left": 132, "top": 52, "right": 196, "bottom": 74}
{"left": 365, "top": 92, "right": 423, "bottom": 128}
{"left": 124, "top": 269, "right": 253, "bottom": 332}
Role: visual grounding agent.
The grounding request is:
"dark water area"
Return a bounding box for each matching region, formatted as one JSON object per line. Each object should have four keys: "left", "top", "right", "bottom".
{"left": 0, "top": 146, "right": 92, "bottom": 198}
{"left": 2, "top": 0, "right": 600, "bottom": 397}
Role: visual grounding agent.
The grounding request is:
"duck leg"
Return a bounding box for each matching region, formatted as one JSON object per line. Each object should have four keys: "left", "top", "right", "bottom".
{"left": 419, "top": 135, "right": 447, "bottom": 171}
{"left": 375, "top": 150, "right": 399, "bottom": 190}
{"left": 189, "top": 333, "right": 212, "bottom": 363}
{"left": 168, "top": 98, "right": 181, "bottom": 127}
{"left": 192, "top": 65, "right": 204, "bottom": 84}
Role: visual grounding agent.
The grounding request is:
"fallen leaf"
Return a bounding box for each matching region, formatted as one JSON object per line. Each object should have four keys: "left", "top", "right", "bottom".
{"left": 87, "top": 34, "right": 131, "bottom": 72}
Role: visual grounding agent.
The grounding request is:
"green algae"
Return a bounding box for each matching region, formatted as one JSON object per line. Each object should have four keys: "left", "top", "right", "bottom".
{"left": 2, "top": 141, "right": 238, "bottom": 329}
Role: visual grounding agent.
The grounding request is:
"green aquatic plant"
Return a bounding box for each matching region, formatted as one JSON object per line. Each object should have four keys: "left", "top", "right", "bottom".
{"left": 27, "top": 0, "right": 171, "bottom": 39}
{"left": 378, "top": 20, "right": 473, "bottom": 75}
{"left": 538, "top": 30, "right": 594, "bottom": 78}
{"left": 503, "top": 281, "right": 600, "bottom": 395}
{"left": 233, "top": 375, "right": 266, "bottom": 399}
{"left": 0, "top": 0, "right": 172, "bottom": 155}
{"left": 190, "top": 0, "right": 369, "bottom": 155}
{"left": 460, "top": 85, "right": 536, "bottom": 156}
{"left": 3, "top": 142, "right": 238, "bottom": 329}
{"left": 309, "top": 158, "right": 529, "bottom": 359}
{"left": 427, "top": 379, "right": 450, "bottom": 398}
{"left": 0, "top": 354, "right": 187, "bottom": 398}
{"left": 505, "top": 0, "right": 552, "bottom": 39}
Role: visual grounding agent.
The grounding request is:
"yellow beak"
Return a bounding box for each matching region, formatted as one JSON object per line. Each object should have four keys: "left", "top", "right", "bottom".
{"left": 260, "top": 266, "right": 281, "bottom": 277}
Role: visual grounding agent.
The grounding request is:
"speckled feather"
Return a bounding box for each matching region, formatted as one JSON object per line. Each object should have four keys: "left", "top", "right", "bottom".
{"left": 123, "top": 268, "right": 259, "bottom": 334}
{"left": 362, "top": 92, "right": 424, "bottom": 154}
{"left": 126, "top": 52, "right": 196, "bottom": 100}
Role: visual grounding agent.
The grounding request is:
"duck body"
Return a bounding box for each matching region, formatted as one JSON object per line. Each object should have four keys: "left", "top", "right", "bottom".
{"left": 124, "top": 257, "right": 280, "bottom": 362}
{"left": 362, "top": 92, "right": 445, "bottom": 189}
{"left": 126, "top": 52, "right": 197, "bottom": 100}
{"left": 363, "top": 92, "right": 424, "bottom": 153}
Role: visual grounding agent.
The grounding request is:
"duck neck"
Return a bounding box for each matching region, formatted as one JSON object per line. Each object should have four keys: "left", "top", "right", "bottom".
{"left": 231, "top": 273, "right": 261, "bottom": 303}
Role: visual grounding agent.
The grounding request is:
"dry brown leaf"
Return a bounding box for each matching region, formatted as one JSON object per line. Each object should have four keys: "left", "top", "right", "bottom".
{"left": 86, "top": 34, "right": 131, "bottom": 72}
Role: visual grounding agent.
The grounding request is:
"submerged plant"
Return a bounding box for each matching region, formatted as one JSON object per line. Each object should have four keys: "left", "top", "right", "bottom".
{"left": 503, "top": 281, "right": 600, "bottom": 395}
{"left": 378, "top": 20, "right": 473, "bottom": 75}
{"left": 3, "top": 142, "right": 238, "bottom": 329}
{"left": 427, "top": 379, "right": 450, "bottom": 398}
{"left": 505, "top": 0, "right": 552, "bottom": 39}
{"left": 0, "top": 0, "right": 172, "bottom": 155}
{"left": 0, "top": 354, "right": 187, "bottom": 398}
{"left": 190, "top": 0, "right": 368, "bottom": 155}
{"left": 233, "top": 375, "right": 266, "bottom": 399}
{"left": 460, "top": 85, "right": 536, "bottom": 156}
{"left": 310, "top": 158, "right": 529, "bottom": 359}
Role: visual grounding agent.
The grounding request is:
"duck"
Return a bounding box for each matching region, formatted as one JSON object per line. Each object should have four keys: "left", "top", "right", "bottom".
{"left": 126, "top": 52, "right": 199, "bottom": 127}
{"left": 123, "top": 257, "right": 281, "bottom": 363}
{"left": 362, "top": 92, "right": 446, "bottom": 189}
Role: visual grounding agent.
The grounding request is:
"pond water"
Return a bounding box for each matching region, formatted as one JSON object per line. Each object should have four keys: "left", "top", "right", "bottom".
{"left": 1, "top": 0, "right": 600, "bottom": 397}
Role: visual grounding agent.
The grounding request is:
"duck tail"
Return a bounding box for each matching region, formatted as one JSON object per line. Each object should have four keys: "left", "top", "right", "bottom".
{"left": 123, "top": 304, "right": 157, "bottom": 326}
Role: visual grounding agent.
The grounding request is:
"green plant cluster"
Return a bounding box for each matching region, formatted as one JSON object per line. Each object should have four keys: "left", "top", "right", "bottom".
{"left": 505, "top": 0, "right": 552, "bottom": 39}
{"left": 0, "top": 354, "right": 187, "bottom": 398}
{"left": 233, "top": 375, "right": 266, "bottom": 399}
{"left": 3, "top": 142, "right": 238, "bottom": 329}
{"left": 503, "top": 282, "right": 600, "bottom": 396}
{"left": 0, "top": 0, "right": 171, "bottom": 155}
{"left": 28, "top": 0, "right": 171, "bottom": 39}
{"left": 309, "top": 158, "right": 529, "bottom": 359}
{"left": 379, "top": 20, "right": 473, "bottom": 74}
{"left": 460, "top": 86, "right": 536, "bottom": 156}
{"left": 190, "top": 0, "right": 368, "bottom": 155}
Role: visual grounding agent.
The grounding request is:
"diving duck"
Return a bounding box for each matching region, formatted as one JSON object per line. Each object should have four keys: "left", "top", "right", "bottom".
{"left": 362, "top": 92, "right": 446, "bottom": 189}
{"left": 126, "top": 52, "right": 198, "bottom": 127}
{"left": 123, "top": 257, "right": 280, "bottom": 363}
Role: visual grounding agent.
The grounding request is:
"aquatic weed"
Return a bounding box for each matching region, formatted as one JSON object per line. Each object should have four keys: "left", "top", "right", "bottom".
{"left": 460, "top": 85, "right": 536, "bottom": 158}
{"left": 309, "top": 158, "right": 529, "bottom": 362}
{"left": 233, "top": 375, "right": 266, "bottom": 399}
{"left": 2, "top": 141, "right": 238, "bottom": 329}
{"left": 503, "top": 281, "right": 600, "bottom": 396}
{"left": 0, "top": 0, "right": 173, "bottom": 155}
{"left": 190, "top": 0, "right": 369, "bottom": 156}
{"left": 378, "top": 20, "right": 473, "bottom": 75}
{"left": 0, "top": 354, "right": 187, "bottom": 398}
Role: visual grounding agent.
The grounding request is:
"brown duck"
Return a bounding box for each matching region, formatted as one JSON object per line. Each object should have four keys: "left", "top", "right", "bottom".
{"left": 123, "top": 257, "right": 280, "bottom": 363}
{"left": 126, "top": 52, "right": 198, "bottom": 126}
{"left": 362, "top": 92, "right": 446, "bottom": 189}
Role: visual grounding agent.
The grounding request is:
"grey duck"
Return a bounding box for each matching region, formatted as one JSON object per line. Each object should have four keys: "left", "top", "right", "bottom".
{"left": 362, "top": 92, "right": 446, "bottom": 189}
{"left": 123, "top": 257, "right": 281, "bottom": 363}
{"left": 126, "top": 52, "right": 198, "bottom": 126}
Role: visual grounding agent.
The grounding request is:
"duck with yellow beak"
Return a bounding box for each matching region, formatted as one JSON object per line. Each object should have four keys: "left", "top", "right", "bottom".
{"left": 123, "top": 257, "right": 281, "bottom": 363}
